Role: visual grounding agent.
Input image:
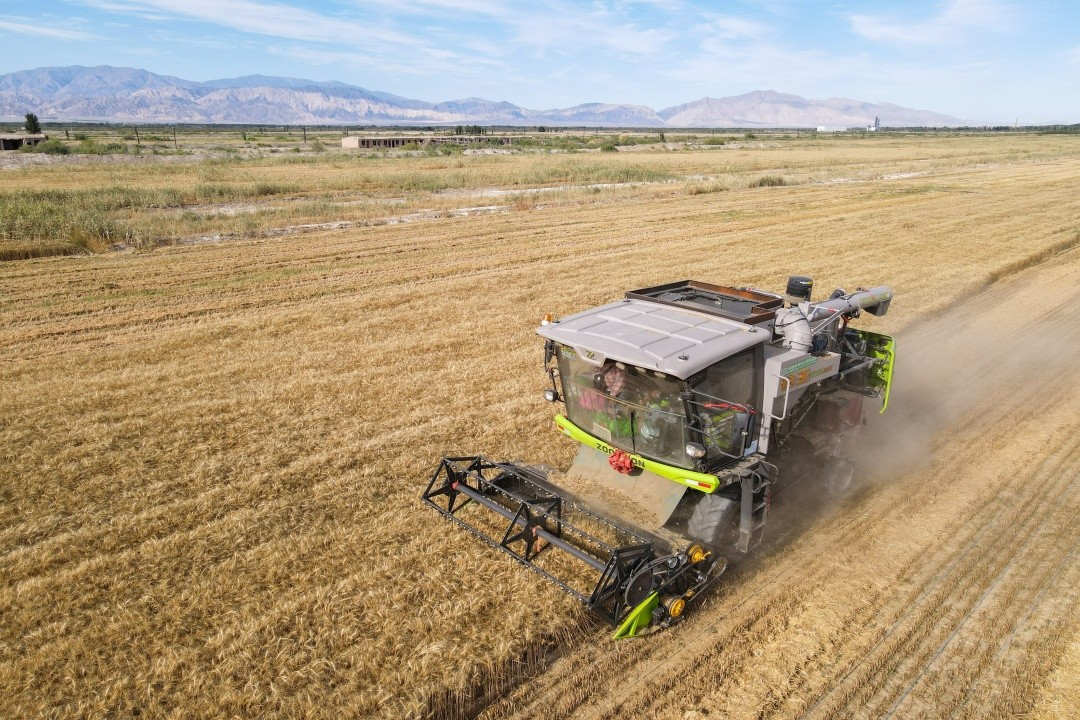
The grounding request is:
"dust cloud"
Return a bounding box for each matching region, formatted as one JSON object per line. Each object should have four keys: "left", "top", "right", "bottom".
{"left": 763, "top": 259, "right": 1080, "bottom": 551}
{"left": 854, "top": 272, "right": 1080, "bottom": 486}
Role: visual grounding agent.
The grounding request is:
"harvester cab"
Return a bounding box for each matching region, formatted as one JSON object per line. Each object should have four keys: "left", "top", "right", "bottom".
{"left": 423, "top": 277, "right": 895, "bottom": 638}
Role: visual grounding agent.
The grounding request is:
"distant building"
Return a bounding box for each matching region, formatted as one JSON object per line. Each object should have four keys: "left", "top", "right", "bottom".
{"left": 341, "top": 135, "right": 515, "bottom": 150}
{"left": 867, "top": 116, "right": 881, "bottom": 132}
{"left": 0, "top": 132, "right": 48, "bottom": 150}
{"left": 815, "top": 126, "right": 848, "bottom": 133}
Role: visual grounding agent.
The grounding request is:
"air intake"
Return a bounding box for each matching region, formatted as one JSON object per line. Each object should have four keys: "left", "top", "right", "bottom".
{"left": 786, "top": 275, "right": 813, "bottom": 302}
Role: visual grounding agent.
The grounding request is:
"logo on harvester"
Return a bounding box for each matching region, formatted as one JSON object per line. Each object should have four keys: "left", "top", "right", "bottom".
{"left": 595, "top": 440, "right": 645, "bottom": 469}
{"left": 782, "top": 356, "right": 816, "bottom": 375}
{"left": 783, "top": 356, "right": 840, "bottom": 388}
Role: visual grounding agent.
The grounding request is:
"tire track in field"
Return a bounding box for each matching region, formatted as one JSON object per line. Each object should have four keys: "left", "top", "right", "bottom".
{"left": 948, "top": 541, "right": 1080, "bottom": 718}
{"left": 882, "top": 494, "right": 1080, "bottom": 719}
{"left": 972, "top": 545, "right": 1080, "bottom": 718}
{"left": 800, "top": 434, "right": 1080, "bottom": 720}
{"left": 648, "top": 302, "right": 1076, "bottom": 719}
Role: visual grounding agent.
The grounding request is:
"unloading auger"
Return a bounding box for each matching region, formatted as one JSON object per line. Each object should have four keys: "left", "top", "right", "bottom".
{"left": 422, "top": 277, "right": 896, "bottom": 638}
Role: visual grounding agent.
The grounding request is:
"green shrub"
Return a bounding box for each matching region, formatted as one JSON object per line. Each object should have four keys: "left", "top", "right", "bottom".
{"left": 21, "top": 139, "right": 70, "bottom": 155}
{"left": 599, "top": 141, "right": 619, "bottom": 152}
{"left": 73, "top": 139, "right": 130, "bottom": 155}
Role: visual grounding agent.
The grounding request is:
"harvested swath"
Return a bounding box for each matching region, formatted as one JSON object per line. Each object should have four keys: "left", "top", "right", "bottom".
{"left": 2, "top": 135, "right": 1079, "bottom": 718}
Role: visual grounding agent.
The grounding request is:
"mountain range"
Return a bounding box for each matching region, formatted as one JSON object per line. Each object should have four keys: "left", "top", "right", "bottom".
{"left": 0, "top": 66, "right": 965, "bottom": 128}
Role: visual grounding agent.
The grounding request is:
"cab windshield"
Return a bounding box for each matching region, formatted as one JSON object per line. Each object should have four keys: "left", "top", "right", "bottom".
{"left": 556, "top": 347, "right": 688, "bottom": 467}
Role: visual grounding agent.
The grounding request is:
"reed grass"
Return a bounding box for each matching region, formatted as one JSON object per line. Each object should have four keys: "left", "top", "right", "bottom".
{"left": 3, "top": 133, "right": 1076, "bottom": 259}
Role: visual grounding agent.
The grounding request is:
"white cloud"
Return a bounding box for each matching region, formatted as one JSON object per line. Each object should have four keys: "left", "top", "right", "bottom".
{"left": 670, "top": 34, "right": 988, "bottom": 102}
{"left": 505, "top": 3, "right": 676, "bottom": 56}
{"left": 356, "top": 0, "right": 508, "bottom": 15}
{"left": 82, "top": 0, "right": 682, "bottom": 68}
{"left": 849, "top": 0, "right": 1014, "bottom": 46}
{"left": 703, "top": 14, "right": 768, "bottom": 40}
{"left": 0, "top": 17, "right": 99, "bottom": 41}
{"left": 614, "top": 0, "right": 684, "bottom": 10}
{"left": 79, "top": 0, "right": 425, "bottom": 47}
{"left": 271, "top": 42, "right": 504, "bottom": 88}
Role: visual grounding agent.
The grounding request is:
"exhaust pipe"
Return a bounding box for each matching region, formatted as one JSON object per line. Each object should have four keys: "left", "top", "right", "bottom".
{"left": 775, "top": 285, "right": 893, "bottom": 351}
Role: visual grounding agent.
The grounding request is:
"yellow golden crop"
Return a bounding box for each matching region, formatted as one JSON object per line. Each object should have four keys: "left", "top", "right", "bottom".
{"left": 1, "top": 133, "right": 1078, "bottom": 718}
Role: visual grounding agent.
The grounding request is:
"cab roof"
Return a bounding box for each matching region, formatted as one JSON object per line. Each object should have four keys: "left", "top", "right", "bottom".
{"left": 536, "top": 298, "right": 768, "bottom": 380}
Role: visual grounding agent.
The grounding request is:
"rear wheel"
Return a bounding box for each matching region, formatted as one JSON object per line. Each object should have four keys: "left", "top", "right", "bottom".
{"left": 687, "top": 494, "right": 739, "bottom": 551}
{"left": 824, "top": 457, "right": 855, "bottom": 497}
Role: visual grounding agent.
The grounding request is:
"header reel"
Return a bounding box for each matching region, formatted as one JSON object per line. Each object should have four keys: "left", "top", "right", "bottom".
{"left": 422, "top": 456, "right": 720, "bottom": 638}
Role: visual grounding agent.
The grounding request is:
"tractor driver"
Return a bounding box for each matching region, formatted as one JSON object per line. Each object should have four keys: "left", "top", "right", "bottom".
{"left": 597, "top": 362, "right": 626, "bottom": 397}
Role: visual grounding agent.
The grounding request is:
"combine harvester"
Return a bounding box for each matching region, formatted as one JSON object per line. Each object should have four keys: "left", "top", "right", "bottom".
{"left": 423, "top": 277, "right": 895, "bottom": 638}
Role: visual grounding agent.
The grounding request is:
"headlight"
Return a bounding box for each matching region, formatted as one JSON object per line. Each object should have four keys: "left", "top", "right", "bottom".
{"left": 685, "top": 442, "right": 706, "bottom": 458}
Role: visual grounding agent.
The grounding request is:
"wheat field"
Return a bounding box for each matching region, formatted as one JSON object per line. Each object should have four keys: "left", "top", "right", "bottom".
{"left": 2, "top": 133, "right": 1078, "bottom": 718}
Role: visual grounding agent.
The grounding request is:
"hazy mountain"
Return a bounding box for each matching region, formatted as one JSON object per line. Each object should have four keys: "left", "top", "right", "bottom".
{"left": 0, "top": 66, "right": 965, "bottom": 127}
{"left": 659, "top": 90, "right": 963, "bottom": 128}
{"left": 432, "top": 97, "right": 535, "bottom": 123}
{"left": 539, "top": 103, "right": 665, "bottom": 126}
{"left": 0, "top": 66, "right": 198, "bottom": 102}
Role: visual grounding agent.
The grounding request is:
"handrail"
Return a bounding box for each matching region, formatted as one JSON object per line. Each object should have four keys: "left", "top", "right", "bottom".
{"left": 766, "top": 374, "right": 792, "bottom": 420}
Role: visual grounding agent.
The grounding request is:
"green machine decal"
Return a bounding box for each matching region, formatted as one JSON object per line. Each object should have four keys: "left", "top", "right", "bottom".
{"left": 850, "top": 330, "right": 896, "bottom": 413}
{"left": 554, "top": 415, "right": 719, "bottom": 492}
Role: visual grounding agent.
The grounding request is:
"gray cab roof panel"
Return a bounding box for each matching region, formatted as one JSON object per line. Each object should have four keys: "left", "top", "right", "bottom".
{"left": 537, "top": 298, "right": 767, "bottom": 379}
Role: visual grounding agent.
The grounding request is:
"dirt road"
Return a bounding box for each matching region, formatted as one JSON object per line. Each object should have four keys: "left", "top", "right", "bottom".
{"left": 474, "top": 246, "right": 1080, "bottom": 720}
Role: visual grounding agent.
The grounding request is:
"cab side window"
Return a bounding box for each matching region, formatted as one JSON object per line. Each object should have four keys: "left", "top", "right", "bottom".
{"left": 694, "top": 348, "right": 759, "bottom": 459}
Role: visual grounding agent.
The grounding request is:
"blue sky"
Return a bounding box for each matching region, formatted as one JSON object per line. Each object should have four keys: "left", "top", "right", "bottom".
{"left": 1, "top": 1, "right": 1077, "bottom": 123}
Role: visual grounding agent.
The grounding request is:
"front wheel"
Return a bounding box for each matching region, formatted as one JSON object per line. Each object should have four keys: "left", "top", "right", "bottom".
{"left": 687, "top": 494, "right": 739, "bottom": 552}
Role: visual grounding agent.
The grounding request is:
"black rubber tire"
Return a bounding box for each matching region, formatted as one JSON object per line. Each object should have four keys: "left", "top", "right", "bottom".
{"left": 687, "top": 494, "right": 739, "bottom": 551}
{"left": 824, "top": 457, "right": 855, "bottom": 498}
